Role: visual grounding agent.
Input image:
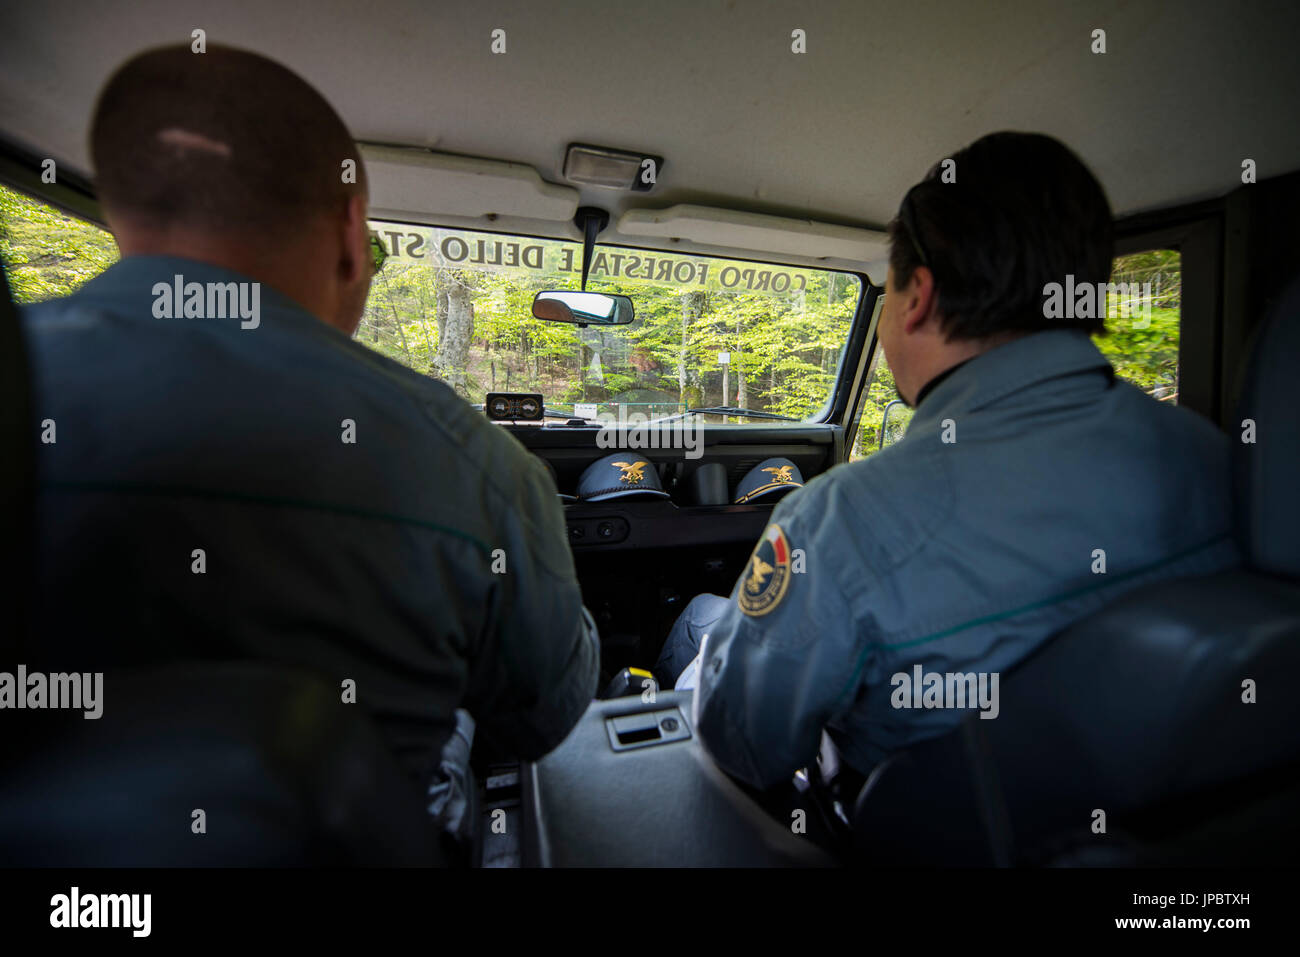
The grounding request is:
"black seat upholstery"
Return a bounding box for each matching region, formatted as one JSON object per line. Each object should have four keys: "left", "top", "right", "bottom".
{"left": 853, "top": 277, "right": 1300, "bottom": 866}
{"left": 0, "top": 266, "right": 33, "bottom": 663}
{"left": 0, "top": 663, "right": 445, "bottom": 866}
{"left": 1235, "top": 276, "right": 1300, "bottom": 580}
{"left": 0, "top": 264, "right": 442, "bottom": 867}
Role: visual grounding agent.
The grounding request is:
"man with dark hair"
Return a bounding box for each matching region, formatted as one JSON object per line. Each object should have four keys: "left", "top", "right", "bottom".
{"left": 22, "top": 46, "right": 599, "bottom": 800}
{"left": 888, "top": 131, "right": 1114, "bottom": 343}
{"left": 658, "top": 132, "right": 1239, "bottom": 790}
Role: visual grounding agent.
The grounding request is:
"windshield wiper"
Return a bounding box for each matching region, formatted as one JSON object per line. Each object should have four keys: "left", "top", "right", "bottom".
{"left": 650, "top": 406, "right": 803, "bottom": 424}
{"left": 544, "top": 407, "right": 600, "bottom": 423}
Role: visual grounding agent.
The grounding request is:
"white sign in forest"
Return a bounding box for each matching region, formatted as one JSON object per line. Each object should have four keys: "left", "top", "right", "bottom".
{"left": 369, "top": 224, "right": 823, "bottom": 294}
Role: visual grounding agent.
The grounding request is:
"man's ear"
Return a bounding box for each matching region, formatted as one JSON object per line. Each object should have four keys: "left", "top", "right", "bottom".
{"left": 901, "top": 265, "right": 938, "bottom": 335}
{"left": 338, "top": 193, "right": 369, "bottom": 284}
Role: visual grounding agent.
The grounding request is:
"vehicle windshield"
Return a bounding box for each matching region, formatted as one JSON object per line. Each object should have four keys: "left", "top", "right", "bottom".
{"left": 363, "top": 221, "right": 863, "bottom": 423}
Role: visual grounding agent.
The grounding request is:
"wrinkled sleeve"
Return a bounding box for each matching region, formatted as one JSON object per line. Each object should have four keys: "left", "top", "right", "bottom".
{"left": 694, "top": 484, "right": 868, "bottom": 789}
{"left": 464, "top": 453, "right": 599, "bottom": 761}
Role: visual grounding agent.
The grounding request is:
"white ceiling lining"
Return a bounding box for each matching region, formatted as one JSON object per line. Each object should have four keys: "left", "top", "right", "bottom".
{"left": 360, "top": 145, "right": 891, "bottom": 279}
{"left": 3, "top": 0, "right": 1297, "bottom": 282}
{"left": 361, "top": 144, "right": 579, "bottom": 222}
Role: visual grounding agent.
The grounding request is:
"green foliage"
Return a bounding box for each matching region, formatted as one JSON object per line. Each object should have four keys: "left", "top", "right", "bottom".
{"left": 0, "top": 185, "right": 117, "bottom": 302}
{"left": 0, "top": 193, "right": 1182, "bottom": 448}
{"left": 358, "top": 227, "right": 861, "bottom": 418}
{"left": 1095, "top": 305, "right": 1180, "bottom": 396}
{"left": 852, "top": 352, "right": 902, "bottom": 459}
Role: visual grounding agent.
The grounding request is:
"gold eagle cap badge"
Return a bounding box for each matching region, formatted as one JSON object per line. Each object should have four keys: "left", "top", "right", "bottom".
{"left": 762, "top": 465, "right": 795, "bottom": 484}
{"left": 611, "top": 461, "right": 649, "bottom": 484}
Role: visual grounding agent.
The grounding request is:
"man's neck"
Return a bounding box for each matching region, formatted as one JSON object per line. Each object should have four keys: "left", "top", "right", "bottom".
{"left": 913, "top": 357, "right": 975, "bottom": 407}
{"left": 113, "top": 220, "right": 337, "bottom": 328}
{"left": 910, "top": 330, "right": 1028, "bottom": 406}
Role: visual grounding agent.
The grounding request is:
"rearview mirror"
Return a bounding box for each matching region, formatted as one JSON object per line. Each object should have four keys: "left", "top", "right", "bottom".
{"left": 532, "top": 290, "right": 634, "bottom": 326}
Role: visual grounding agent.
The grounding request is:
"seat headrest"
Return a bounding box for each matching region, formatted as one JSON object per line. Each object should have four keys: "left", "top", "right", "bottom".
{"left": 1235, "top": 277, "right": 1300, "bottom": 579}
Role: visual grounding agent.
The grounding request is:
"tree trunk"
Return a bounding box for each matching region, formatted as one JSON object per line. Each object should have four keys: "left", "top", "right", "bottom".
{"left": 436, "top": 275, "right": 474, "bottom": 396}
{"left": 678, "top": 298, "right": 689, "bottom": 402}
{"left": 735, "top": 320, "right": 746, "bottom": 409}
{"left": 436, "top": 285, "right": 449, "bottom": 342}
{"left": 678, "top": 291, "right": 706, "bottom": 407}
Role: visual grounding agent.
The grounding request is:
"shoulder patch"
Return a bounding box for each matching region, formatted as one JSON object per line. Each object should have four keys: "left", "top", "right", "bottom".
{"left": 738, "top": 524, "right": 793, "bottom": 617}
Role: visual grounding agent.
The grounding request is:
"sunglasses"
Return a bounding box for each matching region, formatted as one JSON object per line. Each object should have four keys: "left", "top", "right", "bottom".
{"left": 897, "top": 187, "right": 931, "bottom": 270}
{"left": 369, "top": 232, "right": 389, "bottom": 274}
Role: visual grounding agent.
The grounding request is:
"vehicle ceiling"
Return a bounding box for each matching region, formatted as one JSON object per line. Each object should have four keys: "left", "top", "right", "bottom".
{"left": 2, "top": 0, "right": 1298, "bottom": 280}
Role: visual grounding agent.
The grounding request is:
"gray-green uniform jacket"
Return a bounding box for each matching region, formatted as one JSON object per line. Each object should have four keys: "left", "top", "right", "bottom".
{"left": 691, "top": 330, "right": 1239, "bottom": 788}
{"left": 22, "top": 255, "right": 599, "bottom": 781}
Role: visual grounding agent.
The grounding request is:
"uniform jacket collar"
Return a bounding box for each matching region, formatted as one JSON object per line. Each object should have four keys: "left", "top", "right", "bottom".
{"left": 910, "top": 329, "right": 1114, "bottom": 430}
{"left": 74, "top": 254, "right": 325, "bottom": 334}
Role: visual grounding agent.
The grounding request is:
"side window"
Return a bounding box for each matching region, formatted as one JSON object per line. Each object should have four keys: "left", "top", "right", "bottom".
{"left": 0, "top": 184, "right": 118, "bottom": 303}
{"left": 850, "top": 249, "right": 1182, "bottom": 461}
{"left": 850, "top": 349, "right": 910, "bottom": 460}
{"left": 1093, "top": 249, "right": 1180, "bottom": 402}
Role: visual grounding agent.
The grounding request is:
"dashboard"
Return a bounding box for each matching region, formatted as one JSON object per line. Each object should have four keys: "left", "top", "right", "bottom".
{"left": 479, "top": 397, "right": 848, "bottom": 679}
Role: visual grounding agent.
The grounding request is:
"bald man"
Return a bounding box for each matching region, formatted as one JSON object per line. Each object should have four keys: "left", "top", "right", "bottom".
{"left": 20, "top": 45, "right": 599, "bottom": 796}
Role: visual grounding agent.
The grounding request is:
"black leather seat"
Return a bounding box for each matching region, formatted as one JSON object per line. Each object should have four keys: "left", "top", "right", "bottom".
{"left": 0, "top": 264, "right": 443, "bottom": 867}
{"left": 0, "top": 663, "right": 445, "bottom": 866}
{"left": 0, "top": 262, "right": 33, "bottom": 663}
{"left": 852, "top": 277, "right": 1300, "bottom": 866}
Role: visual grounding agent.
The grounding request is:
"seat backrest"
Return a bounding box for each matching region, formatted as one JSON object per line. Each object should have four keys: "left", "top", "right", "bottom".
{"left": 1235, "top": 276, "right": 1300, "bottom": 578}
{"left": 854, "top": 277, "right": 1300, "bottom": 866}
{"left": 854, "top": 571, "right": 1300, "bottom": 865}
{"left": 0, "top": 662, "right": 445, "bottom": 866}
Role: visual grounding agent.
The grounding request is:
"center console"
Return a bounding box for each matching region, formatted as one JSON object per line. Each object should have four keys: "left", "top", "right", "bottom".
{"left": 521, "top": 691, "right": 833, "bottom": 867}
